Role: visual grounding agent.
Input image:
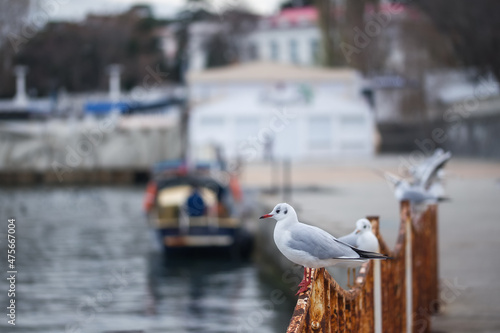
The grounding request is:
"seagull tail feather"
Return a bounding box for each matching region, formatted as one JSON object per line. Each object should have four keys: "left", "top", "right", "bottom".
{"left": 353, "top": 248, "right": 390, "bottom": 260}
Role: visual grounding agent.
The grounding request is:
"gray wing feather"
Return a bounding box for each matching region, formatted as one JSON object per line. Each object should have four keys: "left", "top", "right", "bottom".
{"left": 338, "top": 231, "right": 357, "bottom": 247}
{"left": 415, "top": 151, "right": 452, "bottom": 189}
{"left": 287, "top": 223, "right": 360, "bottom": 260}
{"left": 401, "top": 188, "right": 434, "bottom": 203}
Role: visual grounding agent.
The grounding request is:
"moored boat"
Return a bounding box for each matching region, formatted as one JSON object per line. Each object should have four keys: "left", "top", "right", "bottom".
{"left": 143, "top": 160, "right": 253, "bottom": 258}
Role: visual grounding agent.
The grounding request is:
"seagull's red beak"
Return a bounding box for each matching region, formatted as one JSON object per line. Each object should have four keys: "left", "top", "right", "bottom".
{"left": 259, "top": 214, "right": 273, "bottom": 219}
{"left": 355, "top": 229, "right": 361, "bottom": 234}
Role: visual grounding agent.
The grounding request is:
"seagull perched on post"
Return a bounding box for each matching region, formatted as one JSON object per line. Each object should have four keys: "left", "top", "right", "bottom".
{"left": 338, "top": 218, "right": 380, "bottom": 287}
{"left": 384, "top": 172, "right": 443, "bottom": 204}
{"left": 338, "top": 218, "right": 379, "bottom": 252}
{"left": 260, "top": 203, "right": 388, "bottom": 295}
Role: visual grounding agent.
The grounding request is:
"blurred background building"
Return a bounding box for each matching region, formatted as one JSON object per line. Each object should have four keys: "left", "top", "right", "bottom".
{"left": 188, "top": 62, "right": 375, "bottom": 161}
{"left": 1, "top": 0, "right": 500, "bottom": 182}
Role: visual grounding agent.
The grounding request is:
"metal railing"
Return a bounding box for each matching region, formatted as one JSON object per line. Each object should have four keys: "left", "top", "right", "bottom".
{"left": 286, "top": 201, "right": 439, "bottom": 333}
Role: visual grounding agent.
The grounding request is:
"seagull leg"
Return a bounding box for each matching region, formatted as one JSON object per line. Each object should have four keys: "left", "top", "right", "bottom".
{"left": 296, "top": 267, "right": 312, "bottom": 295}
{"left": 298, "top": 267, "right": 308, "bottom": 287}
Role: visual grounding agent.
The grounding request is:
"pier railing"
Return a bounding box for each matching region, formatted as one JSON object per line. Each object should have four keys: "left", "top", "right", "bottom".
{"left": 286, "top": 201, "right": 439, "bottom": 333}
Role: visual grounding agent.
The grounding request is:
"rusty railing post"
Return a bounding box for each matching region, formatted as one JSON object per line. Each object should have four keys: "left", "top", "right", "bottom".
{"left": 308, "top": 268, "right": 329, "bottom": 332}
{"left": 402, "top": 200, "right": 413, "bottom": 333}
{"left": 285, "top": 199, "right": 440, "bottom": 333}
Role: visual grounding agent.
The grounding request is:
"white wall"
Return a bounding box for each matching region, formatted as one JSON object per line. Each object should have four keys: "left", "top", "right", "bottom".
{"left": 189, "top": 81, "right": 374, "bottom": 162}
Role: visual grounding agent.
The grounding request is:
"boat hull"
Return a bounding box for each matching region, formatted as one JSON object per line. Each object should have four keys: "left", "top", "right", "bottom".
{"left": 155, "top": 226, "right": 253, "bottom": 259}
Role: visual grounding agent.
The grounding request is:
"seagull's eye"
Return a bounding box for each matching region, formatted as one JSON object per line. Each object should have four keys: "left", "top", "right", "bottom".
{"left": 276, "top": 209, "right": 280, "bottom": 214}
{"left": 364, "top": 225, "right": 367, "bottom": 229}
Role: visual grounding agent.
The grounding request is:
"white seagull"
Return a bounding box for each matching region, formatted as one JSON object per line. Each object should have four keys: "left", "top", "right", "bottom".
{"left": 260, "top": 203, "right": 388, "bottom": 295}
{"left": 339, "top": 218, "right": 379, "bottom": 252}
{"left": 338, "top": 218, "right": 380, "bottom": 287}
{"left": 385, "top": 172, "right": 442, "bottom": 203}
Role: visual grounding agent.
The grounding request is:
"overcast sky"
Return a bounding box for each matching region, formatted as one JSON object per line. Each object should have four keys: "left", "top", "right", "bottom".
{"left": 40, "top": 0, "right": 283, "bottom": 21}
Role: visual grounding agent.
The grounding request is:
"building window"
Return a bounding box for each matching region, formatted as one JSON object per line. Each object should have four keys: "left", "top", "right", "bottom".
{"left": 340, "top": 141, "right": 366, "bottom": 150}
{"left": 270, "top": 40, "right": 279, "bottom": 61}
{"left": 248, "top": 42, "right": 258, "bottom": 60}
{"left": 290, "top": 39, "right": 298, "bottom": 64}
{"left": 311, "top": 39, "right": 320, "bottom": 65}
{"left": 340, "top": 115, "right": 365, "bottom": 127}
{"left": 308, "top": 116, "right": 332, "bottom": 149}
{"left": 200, "top": 116, "right": 225, "bottom": 128}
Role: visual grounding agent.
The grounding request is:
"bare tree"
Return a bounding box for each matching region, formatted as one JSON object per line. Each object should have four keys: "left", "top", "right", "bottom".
{"left": 314, "top": 0, "right": 336, "bottom": 66}
{"left": 0, "top": 0, "right": 31, "bottom": 97}
{"left": 412, "top": 0, "right": 500, "bottom": 82}
{"left": 204, "top": 8, "right": 259, "bottom": 68}
{"left": 1, "top": 5, "right": 167, "bottom": 96}
{"left": 0, "top": 0, "right": 31, "bottom": 49}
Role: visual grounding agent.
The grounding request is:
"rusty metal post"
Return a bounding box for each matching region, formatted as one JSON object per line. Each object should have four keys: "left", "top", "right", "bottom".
{"left": 286, "top": 269, "right": 315, "bottom": 333}
{"left": 410, "top": 204, "right": 440, "bottom": 333}
{"left": 285, "top": 199, "right": 440, "bottom": 333}
{"left": 402, "top": 201, "right": 413, "bottom": 333}
{"left": 309, "top": 268, "right": 328, "bottom": 332}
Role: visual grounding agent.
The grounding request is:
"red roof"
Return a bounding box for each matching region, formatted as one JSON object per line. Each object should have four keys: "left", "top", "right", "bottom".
{"left": 261, "top": 4, "right": 416, "bottom": 29}
{"left": 268, "top": 6, "right": 318, "bottom": 25}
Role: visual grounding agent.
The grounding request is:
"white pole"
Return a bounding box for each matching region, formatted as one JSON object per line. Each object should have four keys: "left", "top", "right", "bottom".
{"left": 13, "top": 65, "right": 28, "bottom": 107}
{"left": 405, "top": 215, "right": 413, "bottom": 333}
{"left": 374, "top": 258, "right": 382, "bottom": 333}
{"left": 108, "top": 64, "right": 121, "bottom": 103}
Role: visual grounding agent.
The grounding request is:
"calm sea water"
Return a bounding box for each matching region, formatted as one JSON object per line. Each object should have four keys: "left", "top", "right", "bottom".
{"left": 0, "top": 186, "right": 294, "bottom": 333}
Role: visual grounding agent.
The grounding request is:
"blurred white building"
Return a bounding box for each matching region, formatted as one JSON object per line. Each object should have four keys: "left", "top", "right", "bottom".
{"left": 241, "top": 7, "right": 321, "bottom": 66}
{"left": 155, "top": 6, "right": 323, "bottom": 73}
{"left": 187, "top": 62, "right": 375, "bottom": 161}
